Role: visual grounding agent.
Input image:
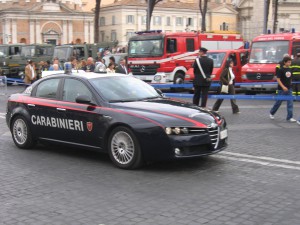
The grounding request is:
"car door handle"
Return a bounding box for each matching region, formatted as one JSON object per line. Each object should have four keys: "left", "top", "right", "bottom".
{"left": 27, "top": 104, "right": 35, "bottom": 108}
{"left": 56, "top": 108, "right": 66, "bottom": 112}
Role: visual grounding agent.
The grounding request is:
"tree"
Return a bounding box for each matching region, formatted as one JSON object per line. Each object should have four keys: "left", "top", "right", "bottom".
{"left": 199, "top": 0, "right": 208, "bottom": 32}
{"left": 273, "top": 0, "right": 279, "bottom": 33}
{"left": 146, "top": 0, "right": 163, "bottom": 31}
{"left": 94, "top": 0, "right": 101, "bottom": 43}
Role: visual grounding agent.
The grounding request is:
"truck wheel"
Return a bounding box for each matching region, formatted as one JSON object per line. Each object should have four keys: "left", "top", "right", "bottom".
{"left": 11, "top": 116, "right": 36, "bottom": 149}
{"left": 174, "top": 72, "right": 184, "bottom": 84}
{"left": 108, "top": 126, "right": 143, "bottom": 169}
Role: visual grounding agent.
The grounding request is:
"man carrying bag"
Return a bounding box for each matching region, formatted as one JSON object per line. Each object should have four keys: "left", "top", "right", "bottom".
{"left": 192, "top": 47, "right": 214, "bottom": 108}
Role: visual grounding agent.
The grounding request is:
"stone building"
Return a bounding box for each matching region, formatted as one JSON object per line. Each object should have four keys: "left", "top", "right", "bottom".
{"left": 0, "top": 0, "right": 238, "bottom": 46}
{"left": 99, "top": 0, "right": 238, "bottom": 46}
{"left": 0, "top": 0, "right": 94, "bottom": 44}
{"left": 236, "top": 0, "right": 300, "bottom": 41}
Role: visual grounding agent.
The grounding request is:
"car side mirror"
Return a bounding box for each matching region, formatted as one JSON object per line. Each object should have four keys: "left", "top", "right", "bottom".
{"left": 76, "top": 95, "right": 94, "bottom": 105}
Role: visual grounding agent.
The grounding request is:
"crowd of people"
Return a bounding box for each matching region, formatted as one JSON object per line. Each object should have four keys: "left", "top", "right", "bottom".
{"left": 23, "top": 55, "right": 128, "bottom": 85}
{"left": 192, "top": 47, "right": 300, "bottom": 125}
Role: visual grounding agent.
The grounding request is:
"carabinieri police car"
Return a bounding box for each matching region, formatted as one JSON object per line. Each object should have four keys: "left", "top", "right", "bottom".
{"left": 6, "top": 72, "right": 228, "bottom": 169}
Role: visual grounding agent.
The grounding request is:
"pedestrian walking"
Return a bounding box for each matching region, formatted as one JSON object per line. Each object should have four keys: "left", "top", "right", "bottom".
{"left": 212, "top": 59, "right": 240, "bottom": 114}
{"left": 192, "top": 47, "right": 214, "bottom": 108}
{"left": 270, "top": 56, "right": 296, "bottom": 122}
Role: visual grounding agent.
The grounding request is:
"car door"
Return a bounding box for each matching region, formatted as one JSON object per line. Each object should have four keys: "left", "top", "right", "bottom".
{"left": 28, "top": 77, "right": 61, "bottom": 140}
{"left": 56, "top": 78, "right": 104, "bottom": 148}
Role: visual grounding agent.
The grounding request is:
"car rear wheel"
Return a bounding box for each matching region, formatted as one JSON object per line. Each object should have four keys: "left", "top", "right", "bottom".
{"left": 11, "top": 116, "right": 36, "bottom": 149}
{"left": 108, "top": 126, "right": 143, "bottom": 169}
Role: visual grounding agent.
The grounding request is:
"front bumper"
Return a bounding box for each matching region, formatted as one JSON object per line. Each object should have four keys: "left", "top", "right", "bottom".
{"left": 131, "top": 72, "right": 173, "bottom": 83}
{"left": 240, "top": 82, "right": 277, "bottom": 92}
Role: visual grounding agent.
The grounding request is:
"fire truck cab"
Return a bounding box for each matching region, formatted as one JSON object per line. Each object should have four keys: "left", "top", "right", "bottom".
{"left": 241, "top": 32, "right": 300, "bottom": 93}
{"left": 128, "top": 30, "right": 244, "bottom": 84}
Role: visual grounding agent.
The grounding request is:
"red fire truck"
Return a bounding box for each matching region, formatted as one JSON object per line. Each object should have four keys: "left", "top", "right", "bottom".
{"left": 127, "top": 30, "right": 244, "bottom": 84}
{"left": 241, "top": 32, "right": 300, "bottom": 93}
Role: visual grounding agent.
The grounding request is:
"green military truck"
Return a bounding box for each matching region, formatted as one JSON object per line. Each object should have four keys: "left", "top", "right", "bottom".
{"left": 0, "top": 44, "right": 54, "bottom": 78}
{"left": 0, "top": 44, "right": 24, "bottom": 78}
{"left": 53, "top": 41, "right": 118, "bottom": 64}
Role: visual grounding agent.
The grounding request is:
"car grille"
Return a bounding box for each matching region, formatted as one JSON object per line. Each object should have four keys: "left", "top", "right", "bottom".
{"left": 208, "top": 126, "right": 219, "bottom": 149}
{"left": 246, "top": 73, "right": 274, "bottom": 80}
{"left": 130, "top": 64, "right": 159, "bottom": 75}
{"left": 188, "top": 127, "right": 207, "bottom": 134}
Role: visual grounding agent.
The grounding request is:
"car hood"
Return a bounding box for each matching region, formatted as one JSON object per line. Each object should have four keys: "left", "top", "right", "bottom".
{"left": 110, "top": 98, "right": 221, "bottom": 128}
{"left": 242, "top": 63, "right": 276, "bottom": 73}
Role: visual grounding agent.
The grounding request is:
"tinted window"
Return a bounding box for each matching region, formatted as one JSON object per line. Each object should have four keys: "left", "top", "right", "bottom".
{"left": 186, "top": 39, "right": 195, "bottom": 52}
{"left": 63, "top": 79, "right": 93, "bottom": 103}
{"left": 167, "top": 39, "right": 177, "bottom": 53}
{"left": 36, "top": 78, "right": 60, "bottom": 99}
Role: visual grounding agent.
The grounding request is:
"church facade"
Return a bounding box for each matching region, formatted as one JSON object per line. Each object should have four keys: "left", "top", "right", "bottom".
{"left": 0, "top": 0, "right": 94, "bottom": 45}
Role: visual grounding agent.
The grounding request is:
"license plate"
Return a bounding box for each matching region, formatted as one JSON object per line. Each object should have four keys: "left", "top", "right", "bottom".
{"left": 220, "top": 129, "right": 228, "bottom": 139}
{"left": 254, "top": 84, "right": 262, "bottom": 88}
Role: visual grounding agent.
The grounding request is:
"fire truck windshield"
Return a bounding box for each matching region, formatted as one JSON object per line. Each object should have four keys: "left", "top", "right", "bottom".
{"left": 128, "top": 39, "right": 163, "bottom": 57}
{"left": 249, "top": 40, "right": 289, "bottom": 64}
{"left": 207, "top": 52, "right": 226, "bottom": 68}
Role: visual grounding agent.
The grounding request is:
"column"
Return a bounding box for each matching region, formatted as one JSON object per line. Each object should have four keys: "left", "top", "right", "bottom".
{"left": 30, "top": 20, "right": 35, "bottom": 44}
{"left": 84, "top": 20, "right": 89, "bottom": 43}
{"left": 2, "top": 19, "right": 5, "bottom": 44}
{"left": 5, "top": 19, "right": 11, "bottom": 44}
{"left": 68, "top": 20, "right": 73, "bottom": 43}
{"left": 161, "top": 16, "right": 165, "bottom": 32}
{"left": 63, "top": 20, "right": 68, "bottom": 44}
{"left": 89, "top": 21, "right": 94, "bottom": 44}
{"left": 173, "top": 16, "right": 176, "bottom": 32}
{"left": 36, "top": 20, "right": 41, "bottom": 44}
{"left": 12, "top": 19, "right": 17, "bottom": 43}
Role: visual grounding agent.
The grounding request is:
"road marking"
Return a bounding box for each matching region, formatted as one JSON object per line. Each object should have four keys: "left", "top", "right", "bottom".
{"left": 216, "top": 151, "right": 300, "bottom": 171}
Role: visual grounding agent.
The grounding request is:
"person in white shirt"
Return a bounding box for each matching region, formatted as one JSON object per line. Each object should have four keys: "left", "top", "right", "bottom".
{"left": 106, "top": 63, "right": 115, "bottom": 73}
{"left": 212, "top": 59, "right": 240, "bottom": 114}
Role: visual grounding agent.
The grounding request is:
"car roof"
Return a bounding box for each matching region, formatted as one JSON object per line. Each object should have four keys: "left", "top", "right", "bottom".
{"left": 42, "top": 71, "right": 127, "bottom": 80}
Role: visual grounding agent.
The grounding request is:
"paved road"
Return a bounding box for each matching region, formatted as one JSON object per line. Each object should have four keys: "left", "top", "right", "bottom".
{"left": 0, "top": 85, "right": 300, "bottom": 225}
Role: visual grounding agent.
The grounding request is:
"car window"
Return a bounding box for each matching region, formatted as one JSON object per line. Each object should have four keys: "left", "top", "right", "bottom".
{"left": 63, "top": 79, "right": 93, "bottom": 103}
{"left": 35, "top": 78, "right": 60, "bottom": 99}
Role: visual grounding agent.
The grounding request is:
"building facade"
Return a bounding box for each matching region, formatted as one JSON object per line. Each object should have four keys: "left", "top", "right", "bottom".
{"left": 236, "top": 0, "right": 300, "bottom": 41}
{"left": 99, "top": 0, "right": 238, "bottom": 46}
{"left": 0, "top": 0, "right": 94, "bottom": 44}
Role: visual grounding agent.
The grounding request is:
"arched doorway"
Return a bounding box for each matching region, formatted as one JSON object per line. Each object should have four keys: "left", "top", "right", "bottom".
{"left": 20, "top": 38, "right": 27, "bottom": 44}
{"left": 41, "top": 22, "right": 62, "bottom": 45}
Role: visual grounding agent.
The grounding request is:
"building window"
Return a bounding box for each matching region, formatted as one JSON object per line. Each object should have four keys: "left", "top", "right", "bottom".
{"left": 142, "top": 16, "right": 146, "bottom": 25}
{"left": 154, "top": 16, "right": 161, "bottom": 25}
{"left": 166, "top": 17, "right": 171, "bottom": 26}
{"left": 176, "top": 17, "right": 182, "bottom": 26}
{"left": 111, "top": 30, "right": 117, "bottom": 41}
{"left": 220, "top": 22, "right": 228, "bottom": 31}
{"left": 101, "top": 31, "right": 105, "bottom": 42}
{"left": 112, "top": 16, "right": 116, "bottom": 25}
{"left": 127, "top": 15, "right": 134, "bottom": 24}
{"left": 187, "top": 18, "right": 193, "bottom": 26}
{"left": 100, "top": 17, "right": 105, "bottom": 26}
{"left": 126, "top": 30, "right": 135, "bottom": 41}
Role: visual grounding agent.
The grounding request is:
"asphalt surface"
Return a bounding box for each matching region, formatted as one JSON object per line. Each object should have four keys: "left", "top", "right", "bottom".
{"left": 0, "top": 85, "right": 300, "bottom": 225}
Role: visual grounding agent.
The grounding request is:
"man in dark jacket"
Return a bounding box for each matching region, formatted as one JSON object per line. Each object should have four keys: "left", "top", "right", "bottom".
{"left": 291, "top": 51, "right": 300, "bottom": 96}
{"left": 192, "top": 47, "right": 214, "bottom": 108}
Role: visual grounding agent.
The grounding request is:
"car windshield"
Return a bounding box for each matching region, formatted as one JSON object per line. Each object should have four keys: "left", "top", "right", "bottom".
{"left": 249, "top": 41, "right": 289, "bottom": 64}
{"left": 128, "top": 39, "right": 163, "bottom": 57}
{"left": 207, "top": 52, "right": 226, "bottom": 68}
{"left": 21, "top": 46, "right": 35, "bottom": 57}
{"left": 0, "top": 46, "right": 8, "bottom": 57}
{"left": 90, "top": 76, "right": 161, "bottom": 102}
{"left": 53, "top": 47, "right": 71, "bottom": 62}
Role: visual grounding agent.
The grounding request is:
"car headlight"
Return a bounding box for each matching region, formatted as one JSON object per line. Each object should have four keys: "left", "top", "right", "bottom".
{"left": 165, "top": 127, "right": 189, "bottom": 135}
{"left": 154, "top": 75, "right": 162, "bottom": 81}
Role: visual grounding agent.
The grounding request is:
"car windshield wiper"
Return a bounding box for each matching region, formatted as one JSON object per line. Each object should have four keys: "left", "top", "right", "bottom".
{"left": 142, "top": 96, "right": 161, "bottom": 100}
{"left": 109, "top": 98, "right": 141, "bottom": 103}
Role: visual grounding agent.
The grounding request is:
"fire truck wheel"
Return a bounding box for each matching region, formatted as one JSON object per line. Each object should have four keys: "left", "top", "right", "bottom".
{"left": 174, "top": 73, "right": 184, "bottom": 84}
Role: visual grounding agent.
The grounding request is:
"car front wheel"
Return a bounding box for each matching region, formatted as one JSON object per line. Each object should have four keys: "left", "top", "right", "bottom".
{"left": 108, "top": 126, "right": 143, "bottom": 169}
{"left": 11, "top": 116, "right": 36, "bottom": 149}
